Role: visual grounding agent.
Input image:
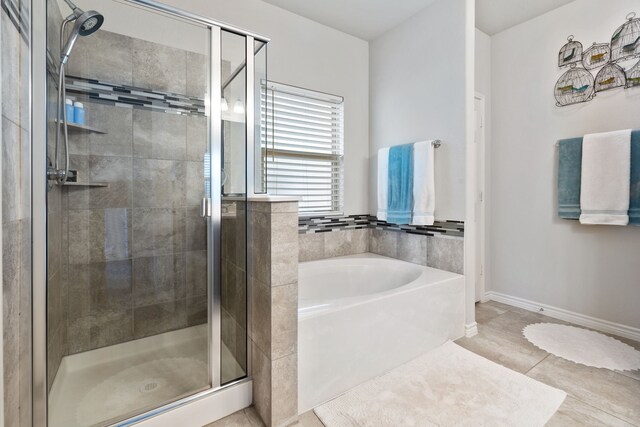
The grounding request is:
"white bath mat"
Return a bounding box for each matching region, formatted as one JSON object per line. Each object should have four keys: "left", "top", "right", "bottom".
{"left": 523, "top": 323, "right": 640, "bottom": 371}
{"left": 314, "top": 341, "right": 565, "bottom": 427}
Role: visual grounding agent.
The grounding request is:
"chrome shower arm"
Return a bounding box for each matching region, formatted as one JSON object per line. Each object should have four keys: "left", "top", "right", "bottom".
{"left": 63, "top": 0, "right": 80, "bottom": 13}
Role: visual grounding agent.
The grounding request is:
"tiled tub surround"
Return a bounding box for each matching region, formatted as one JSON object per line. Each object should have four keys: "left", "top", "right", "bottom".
{"left": 57, "top": 29, "right": 211, "bottom": 356}
{"left": 298, "top": 216, "right": 464, "bottom": 274}
{"left": 298, "top": 254, "right": 465, "bottom": 412}
{"left": 2, "top": 0, "right": 32, "bottom": 425}
{"left": 248, "top": 200, "right": 299, "bottom": 427}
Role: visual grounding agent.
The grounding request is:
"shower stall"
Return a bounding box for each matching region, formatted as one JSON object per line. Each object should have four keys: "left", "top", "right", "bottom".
{"left": 32, "top": 0, "right": 268, "bottom": 425}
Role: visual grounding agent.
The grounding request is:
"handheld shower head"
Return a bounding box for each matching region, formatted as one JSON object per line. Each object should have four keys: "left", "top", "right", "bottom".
{"left": 60, "top": 6, "right": 104, "bottom": 64}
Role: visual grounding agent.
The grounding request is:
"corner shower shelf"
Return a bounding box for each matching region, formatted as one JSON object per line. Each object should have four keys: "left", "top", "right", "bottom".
{"left": 52, "top": 120, "right": 106, "bottom": 134}
{"left": 62, "top": 182, "right": 109, "bottom": 188}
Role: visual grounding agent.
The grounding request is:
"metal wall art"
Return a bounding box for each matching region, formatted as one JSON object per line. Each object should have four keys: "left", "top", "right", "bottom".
{"left": 555, "top": 68, "right": 595, "bottom": 106}
{"left": 595, "top": 63, "right": 626, "bottom": 91}
{"left": 555, "top": 12, "right": 640, "bottom": 106}
{"left": 583, "top": 43, "right": 610, "bottom": 69}
{"left": 611, "top": 13, "right": 640, "bottom": 62}
{"left": 559, "top": 36, "right": 583, "bottom": 67}
{"left": 626, "top": 60, "right": 640, "bottom": 88}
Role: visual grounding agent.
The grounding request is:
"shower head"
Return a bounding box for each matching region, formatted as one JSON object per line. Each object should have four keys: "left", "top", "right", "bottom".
{"left": 60, "top": 6, "right": 104, "bottom": 65}
{"left": 75, "top": 9, "right": 104, "bottom": 36}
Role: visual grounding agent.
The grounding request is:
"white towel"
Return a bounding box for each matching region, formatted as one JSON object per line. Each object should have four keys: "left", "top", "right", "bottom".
{"left": 377, "top": 147, "right": 389, "bottom": 221}
{"left": 579, "top": 129, "right": 632, "bottom": 226}
{"left": 412, "top": 141, "right": 436, "bottom": 225}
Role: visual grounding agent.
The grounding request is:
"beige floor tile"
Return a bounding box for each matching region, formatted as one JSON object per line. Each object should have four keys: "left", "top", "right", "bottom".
{"left": 527, "top": 355, "right": 640, "bottom": 425}
{"left": 296, "top": 411, "right": 325, "bottom": 426}
{"left": 547, "top": 396, "right": 637, "bottom": 427}
{"left": 456, "top": 310, "right": 551, "bottom": 373}
{"left": 244, "top": 407, "right": 265, "bottom": 426}
{"left": 481, "top": 300, "right": 532, "bottom": 316}
{"left": 474, "top": 302, "right": 507, "bottom": 324}
{"left": 204, "top": 410, "right": 253, "bottom": 427}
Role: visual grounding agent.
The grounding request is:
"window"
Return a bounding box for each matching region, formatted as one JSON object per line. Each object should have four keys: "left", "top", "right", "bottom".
{"left": 261, "top": 81, "right": 344, "bottom": 215}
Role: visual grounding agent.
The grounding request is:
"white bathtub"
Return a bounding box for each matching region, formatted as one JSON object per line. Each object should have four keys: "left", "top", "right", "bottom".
{"left": 298, "top": 253, "right": 465, "bottom": 412}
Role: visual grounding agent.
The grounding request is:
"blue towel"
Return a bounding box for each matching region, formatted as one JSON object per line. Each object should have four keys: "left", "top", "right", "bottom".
{"left": 558, "top": 137, "right": 583, "bottom": 219}
{"left": 558, "top": 130, "right": 640, "bottom": 225}
{"left": 387, "top": 144, "right": 413, "bottom": 225}
{"left": 629, "top": 130, "right": 640, "bottom": 226}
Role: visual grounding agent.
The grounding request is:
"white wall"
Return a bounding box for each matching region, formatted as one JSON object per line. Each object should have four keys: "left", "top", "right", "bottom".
{"left": 475, "top": 29, "right": 491, "bottom": 99}
{"left": 490, "top": 0, "right": 640, "bottom": 329}
{"left": 67, "top": 0, "right": 370, "bottom": 215}
{"left": 369, "top": 0, "right": 468, "bottom": 220}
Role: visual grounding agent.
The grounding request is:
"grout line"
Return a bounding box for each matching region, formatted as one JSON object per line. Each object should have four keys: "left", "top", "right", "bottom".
{"left": 524, "top": 353, "right": 550, "bottom": 375}
{"left": 563, "top": 395, "right": 640, "bottom": 427}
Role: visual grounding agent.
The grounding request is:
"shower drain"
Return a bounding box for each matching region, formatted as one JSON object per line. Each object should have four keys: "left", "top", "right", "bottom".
{"left": 139, "top": 380, "right": 161, "bottom": 394}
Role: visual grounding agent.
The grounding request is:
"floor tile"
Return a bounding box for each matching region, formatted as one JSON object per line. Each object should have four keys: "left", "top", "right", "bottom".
{"left": 481, "top": 300, "right": 532, "bottom": 316}
{"left": 243, "top": 407, "right": 264, "bottom": 426}
{"left": 547, "top": 396, "right": 637, "bottom": 427}
{"left": 204, "top": 410, "right": 252, "bottom": 427}
{"left": 527, "top": 355, "right": 640, "bottom": 425}
{"left": 296, "top": 411, "right": 325, "bottom": 426}
{"left": 474, "top": 302, "right": 507, "bottom": 324}
{"left": 456, "top": 311, "right": 551, "bottom": 373}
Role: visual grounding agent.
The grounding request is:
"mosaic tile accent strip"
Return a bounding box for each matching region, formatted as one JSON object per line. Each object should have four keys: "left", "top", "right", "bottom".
{"left": 299, "top": 215, "right": 371, "bottom": 234}
{"left": 299, "top": 215, "right": 464, "bottom": 238}
{"left": 65, "top": 75, "right": 206, "bottom": 117}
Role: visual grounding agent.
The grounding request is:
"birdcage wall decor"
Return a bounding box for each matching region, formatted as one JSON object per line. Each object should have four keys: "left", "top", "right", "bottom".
{"left": 626, "top": 59, "right": 640, "bottom": 88}
{"left": 611, "top": 13, "right": 640, "bottom": 62}
{"left": 554, "top": 12, "right": 640, "bottom": 106}
{"left": 595, "top": 63, "right": 627, "bottom": 92}
{"left": 554, "top": 68, "right": 595, "bottom": 106}
{"left": 558, "top": 36, "right": 584, "bottom": 67}
{"left": 582, "top": 43, "right": 611, "bottom": 69}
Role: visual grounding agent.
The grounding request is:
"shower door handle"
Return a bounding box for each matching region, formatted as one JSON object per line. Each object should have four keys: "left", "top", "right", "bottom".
{"left": 201, "top": 197, "right": 212, "bottom": 218}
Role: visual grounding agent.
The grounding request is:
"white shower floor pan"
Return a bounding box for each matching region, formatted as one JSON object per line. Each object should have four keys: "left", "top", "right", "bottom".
{"left": 49, "top": 325, "right": 243, "bottom": 427}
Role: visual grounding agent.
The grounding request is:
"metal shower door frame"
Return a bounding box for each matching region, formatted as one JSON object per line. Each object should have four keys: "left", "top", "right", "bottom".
{"left": 31, "top": 0, "right": 267, "bottom": 425}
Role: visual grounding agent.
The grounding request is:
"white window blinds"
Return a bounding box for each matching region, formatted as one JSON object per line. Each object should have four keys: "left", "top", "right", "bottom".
{"left": 261, "top": 81, "right": 344, "bottom": 215}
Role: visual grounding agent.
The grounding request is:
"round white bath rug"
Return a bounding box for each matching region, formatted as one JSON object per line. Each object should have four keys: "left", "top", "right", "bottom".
{"left": 523, "top": 323, "right": 640, "bottom": 371}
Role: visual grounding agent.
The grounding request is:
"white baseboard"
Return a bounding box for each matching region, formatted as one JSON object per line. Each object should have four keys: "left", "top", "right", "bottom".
{"left": 484, "top": 291, "right": 640, "bottom": 342}
{"left": 465, "top": 322, "right": 478, "bottom": 338}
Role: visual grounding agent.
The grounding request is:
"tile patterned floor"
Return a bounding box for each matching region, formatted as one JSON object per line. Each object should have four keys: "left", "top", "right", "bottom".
{"left": 206, "top": 301, "right": 640, "bottom": 426}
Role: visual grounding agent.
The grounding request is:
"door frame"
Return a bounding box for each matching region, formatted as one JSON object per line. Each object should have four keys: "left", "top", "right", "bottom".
{"left": 473, "top": 93, "right": 486, "bottom": 303}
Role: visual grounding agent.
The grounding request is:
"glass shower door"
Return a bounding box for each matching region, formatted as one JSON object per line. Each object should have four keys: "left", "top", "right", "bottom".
{"left": 45, "top": 1, "right": 214, "bottom": 426}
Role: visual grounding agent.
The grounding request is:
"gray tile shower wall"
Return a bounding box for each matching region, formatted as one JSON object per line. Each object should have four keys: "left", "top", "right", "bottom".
{"left": 298, "top": 216, "right": 464, "bottom": 274}
{"left": 61, "top": 29, "right": 210, "bottom": 356}
{"left": 2, "top": 0, "right": 32, "bottom": 424}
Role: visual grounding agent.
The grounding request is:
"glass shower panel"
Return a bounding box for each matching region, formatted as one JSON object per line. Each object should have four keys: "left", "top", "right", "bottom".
{"left": 46, "top": 1, "right": 212, "bottom": 426}
{"left": 220, "top": 30, "right": 248, "bottom": 385}
{"left": 254, "top": 40, "right": 267, "bottom": 193}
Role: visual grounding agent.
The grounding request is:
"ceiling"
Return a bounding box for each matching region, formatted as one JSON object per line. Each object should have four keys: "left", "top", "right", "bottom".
{"left": 261, "top": 0, "right": 578, "bottom": 40}
{"left": 261, "top": 0, "right": 438, "bottom": 40}
{"left": 475, "top": 0, "right": 577, "bottom": 35}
